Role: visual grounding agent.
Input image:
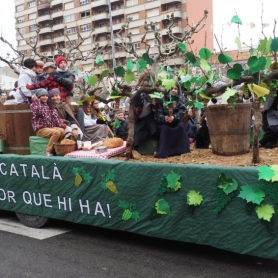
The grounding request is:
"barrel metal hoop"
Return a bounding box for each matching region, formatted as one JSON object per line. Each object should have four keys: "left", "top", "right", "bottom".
{"left": 209, "top": 130, "right": 250, "bottom": 135}
{"left": 0, "top": 110, "right": 31, "bottom": 114}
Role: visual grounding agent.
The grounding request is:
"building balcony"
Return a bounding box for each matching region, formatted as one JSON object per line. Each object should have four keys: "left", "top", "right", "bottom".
{"left": 95, "top": 26, "right": 110, "bottom": 33}
{"left": 161, "top": 10, "right": 182, "bottom": 20}
{"left": 51, "top": 0, "right": 63, "bottom": 5}
{"left": 91, "top": 0, "right": 108, "bottom": 8}
{"left": 115, "top": 51, "right": 127, "bottom": 58}
{"left": 52, "top": 11, "right": 63, "bottom": 19}
{"left": 40, "top": 26, "right": 53, "bottom": 34}
{"left": 92, "top": 13, "right": 109, "bottom": 21}
{"left": 111, "top": 9, "right": 124, "bottom": 17}
{"left": 38, "top": 38, "right": 53, "bottom": 46}
{"left": 111, "top": 22, "right": 123, "bottom": 31}
{"left": 166, "top": 56, "right": 184, "bottom": 65}
{"left": 53, "top": 36, "right": 65, "bottom": 43}
{"left": 94, "top": 40, "right": 109, "bottom": 47}
{"left": 37, "top": 14, "right": 52, "bottom": 23}
{"left": 161, "top": 26, "right": 183, "bottom": 35}
{"left": 53, "top": 23, "right": 64, "bottom": 31}
{"left": 161, "top": 0, "right": 181, "bottom": 4}
{"left": 110, "top": 0, "right": 123, "bottom": 3}
{"left": 38, "top": 3, "right": 51, "bottom": 10}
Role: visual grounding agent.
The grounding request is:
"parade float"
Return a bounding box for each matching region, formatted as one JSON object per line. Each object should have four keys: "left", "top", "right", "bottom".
{"left": 1, "top": 9, "right": 278, "bottom": 261}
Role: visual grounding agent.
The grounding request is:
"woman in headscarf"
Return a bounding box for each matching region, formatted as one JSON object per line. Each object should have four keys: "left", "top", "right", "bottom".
{"left": 154, "top": 82, "right": 190, "bottom": 158}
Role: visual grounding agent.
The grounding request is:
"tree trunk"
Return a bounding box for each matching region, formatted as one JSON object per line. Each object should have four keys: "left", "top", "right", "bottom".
{"left": 125, "top": 95, "right": 135, "bottom": 159}
{"left": 252, "top": 100, "right": 262, "bottom": 164}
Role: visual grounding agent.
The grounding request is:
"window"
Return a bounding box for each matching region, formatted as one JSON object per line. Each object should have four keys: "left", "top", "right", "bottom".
{"left": 146, "top": 8, "right": 159, "bottom": 17}
{"left": 18, "top": 17, "right": 25, "bottom": 23}
{"left": 82, "top": 38, "right": 91, "bottom": 45}
{"left": 18, "top": 28, "right": 26, "bottom": 34}
{"left": 80, "top": 0, "right": 90, "bottom": 5}
{"left": 80, "top": 24, "right": 91, "bottom": 32}
{"left": 65, "top": 2, "right": 74, "bottom": 9}
{"left": 28, "top": 1, "right": 36, "bottom": 8}
{"left": 129, "top": 27, "right": 139, "bottom": 34}
{"left": 134, "top": 42, "right": 140, "bottom": 49}
{"left": 154, "top": 39, "right": 158, "bottom": 46}
{"left": 30, "top": 25, "right": 38, "bottom": 31}
{"left": 65, "top": 14, "right": 74, "bottom": 23}
{"left": 80, "top": 11, "right": 90, "bottom": 18}
{"left": 19, "top": 39, "right": 26, "bottom": 46}
{"left": 67, "top": 40, "right": 76, "bottom": 46}
{"left": 29, "top": 13, "right": 37, "bottom": 20}
{"left": 16, "top": 5, "right": 24, "bottom": 12}
{"left": 127, "top": 13, "right": 139, "bottom": 20}
{"left": 21, "top": 50, "right": 28, "bottom": 55}
{"left": 126, "top": 0, "right": 138, "bottom": 7}
{"left": 66, "top": 27, "right": 76, "bottom": 35}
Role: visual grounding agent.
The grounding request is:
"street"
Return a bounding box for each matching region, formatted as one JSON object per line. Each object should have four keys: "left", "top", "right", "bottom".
{"left": 0, "top": 211, "right": 277, "bottom": 278}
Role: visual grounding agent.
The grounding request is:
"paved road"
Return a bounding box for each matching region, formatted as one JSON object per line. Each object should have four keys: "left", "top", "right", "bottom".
{"left": 0, "top": 211, "right": 277, "bottom": 278}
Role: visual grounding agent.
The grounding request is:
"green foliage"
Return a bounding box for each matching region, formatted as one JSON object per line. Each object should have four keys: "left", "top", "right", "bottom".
{"left": 155, "top": 199, "right": 170, "bottom": 215}
{"left": 199, "top": 48, "right": 212, "bottom": 60}
{"left": 217, "top": 173, "right": 238, "bottom": 195}
{"left": 222, "top": 87, "right": 238, "bottom": 101}
{"left": 231, "top": 14, "right": 242, "bottom": 25}
{"left": 186, "top": 52, "right": 197, "bottom": 64}
{"left": 162, "top": 79, "right": 175, "bottom": 91}
{"left": 238, "top": 185, "right": 265, "bottom": 205}
{"left": 235, "top": 37, "right": 242, "bottom": 50}
{"left": 166, "top": 171, "right": 181, "bottom": 191}
{"left": 178, "top": 42, "right": 187, "bottom": 53}
{"left": 194, "top": 102, "right": 204, "bottom": 110}
{"left": 136, "top": 58, "right": 147, "bottom": 73}
{"left": 114, "top": 66, "right": 125, "bottom": 77}
{"left": 258, "top": 38, "right": 272, "bottom": 55}
{"left": 119, "top": 200, "right": 139, "bottom": 221}
{"left": 95, "top": 55, "right": 104, "bottom": 66}
{"left": 88, "top": 75, "right": 98, "bottom": 86}
{"left": 142, "top": 53, "right": 153, "bottom": 65}
{"left": 213, "top": 188, "right": 235, "bottom": 215}
{"left": 124, "top": 70, "right": 136, "bottom": 83}
{"left": 227, "top": 64, "right": 244, "bottom": 80}
{"left": 200, "top": 59, "right": 211, "bottom": 72}
{"left": 127, "top": 59, "right": 134, "bottom": 71}
{"left": 256, "top": 204, "right": 275, "bottom": 222}
{"left": 187, "top": 190, "right": 203, "bottom": 206}
{"left": 247, "top": 56, "right": 266, "bottom": 73}
{"left": 149, "top": 92, "right": 163, "bottom": 99}
{"left": 218, "top": 53, "right": 233, "bottom": 64}
{"left": 101, "top": 70, "right": 109, "bottom": 78}
{"left": 271, "top": 37, "right": 278, "bottom": 52}
{"left": 258, "top": 165, "right": 275, "bottom": 181}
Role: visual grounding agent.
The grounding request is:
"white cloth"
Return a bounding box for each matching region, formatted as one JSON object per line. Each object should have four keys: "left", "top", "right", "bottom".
{"left": 84, "top": 114, "right": 97, "bottom": 127}
{"left": 9, "top": 90, "right": 16, "bottom": 97}
{"left": 15, "top": 67, "right": 36, "bottom": 103}
{"left": 207, "top": 95, "right": 228, "bottom": 106}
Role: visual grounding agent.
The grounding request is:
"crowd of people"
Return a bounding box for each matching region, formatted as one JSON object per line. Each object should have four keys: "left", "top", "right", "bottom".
{"left": 1, "top": 58, "right": 277, "bottom": 157}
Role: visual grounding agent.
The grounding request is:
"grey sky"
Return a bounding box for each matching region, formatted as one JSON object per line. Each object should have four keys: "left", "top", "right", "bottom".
{"left": 0, "top": 0, "right": 277, "bottom": 65}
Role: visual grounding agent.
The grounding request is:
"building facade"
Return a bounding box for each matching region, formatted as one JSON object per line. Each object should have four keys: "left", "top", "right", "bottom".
{"left": 15, "top": 0, "right": 213, "bottom": 72}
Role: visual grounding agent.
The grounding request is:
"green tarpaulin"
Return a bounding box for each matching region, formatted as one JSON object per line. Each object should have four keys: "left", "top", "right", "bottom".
{"left": 0, "top": 154, "right": 277, "bottom": 260}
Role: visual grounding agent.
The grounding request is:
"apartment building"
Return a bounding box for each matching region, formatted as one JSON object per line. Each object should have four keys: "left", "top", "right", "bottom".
{"left": 15, "top": 0, "right": 213, "bottom": 72}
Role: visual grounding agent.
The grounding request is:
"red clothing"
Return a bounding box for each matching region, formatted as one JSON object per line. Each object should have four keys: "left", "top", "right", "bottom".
{"left": 27, "top": 75, "right": 73, "bottom": 102}
{"left": 30, "top": 99, "right": 64, "bottom": 132}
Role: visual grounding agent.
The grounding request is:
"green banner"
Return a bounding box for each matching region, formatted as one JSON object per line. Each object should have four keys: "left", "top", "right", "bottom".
{"left": 0, "top": 155, "right": 277, "bottom": 260}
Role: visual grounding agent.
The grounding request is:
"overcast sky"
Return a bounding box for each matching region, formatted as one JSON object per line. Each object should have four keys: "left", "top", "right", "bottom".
{"left": 0, "top": 0, "right": 277, "bottom": 65}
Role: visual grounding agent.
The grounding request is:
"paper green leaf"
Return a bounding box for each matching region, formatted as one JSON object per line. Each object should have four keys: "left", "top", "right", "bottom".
{"left": 217, "top": 173, "right": 238, "bottom": 195}
{"left": 200, "top": 59, "right": 211, "bottom": 72}
{"left": 222, "top": 87, "right": 238, "bottom": 101}
{"left": 114, "top": 118, "right": 121, "bottom": 129}
{"left": 88, "top": 75, "right": 98, "bottom": 86}
{"left": 131, "top": 211, "right": 140, "bottom": 221}
{"left": 127, "top": 59, "right": 134, "bottom": 71}
{"left": 101, "top": 70, "right": 109, "bottom": 78}
{"left": 231, "top": 15, "right": 242, "bottom": 25}
{"left": 218, "top": 53, "right": 233, "bottom": 64}
{"left": 235, "top": 36, "right": 242, "bottom": 50}
{"left": 256, "top": 204, "right": 275, "bottom": 222}
{"left": 162, "top": 79, "right": 175, "bottom": 91}
{"left": 177, "top": 42, "right": 187, "bottom": 53}
{"left": 124, "top": 70, "right": 136, "bottom": 83}
{"left": 83, "top": 172, "right": 92, "bottom": 182}
{"left": 271, "top": 37, "right": 278, "bottom": 52}
{"left": 258, "top": 38, "right": 268, "bottom": 53}
{"left": 119, "top": 200, "right": 130, "bottom": 209}
{"left": 258, "top": 165, "right": 275, "bottom": 181}
{"left": 83, "top": 76, "right": 89, "bottom": 83}
{"left": 155, "top": 199, "right": 170, "bottom": 215}
{"left": 166, "top": 171, "right": 181, "bottom": 188}
{"left": 142, "top": 53, "right": 153, "bottom": 65}
{"left": 193, "top": 102, "right": 204, "bottom": 110}
{"left": 186, "top": 52, "right": 197, "bottom": 64}
{"left": 136, "top": 58, "right": 147, "bottom": 73}
{"left": 187, "top": 190, "right": 203, "bottom": 206}
{"left": 114, "top": 66, "right": 125, "bottom": 77}
{"left": 227, "top": 63, "right": 244, "bottom": 80}
{"left": 95, "top": 55, "right": 104, "bottom": 66}
{"left": 238, "top": 185, "right": 265, "bottom": 205}
{"left": 107, "top": 169, "right": 115, "bottom": 181}
{"left": 199, "top": 48, "right": 212, "bottom": 60}
{"left": 167, "top": 66, "right": 173, "bottom": 72}
{"left": 247, "top": 83, "right": 269, "bottom": 98}
{"left": 266, "top": 57, "right": 272, "bottom": 69}
{"left": 159, "top": 71, "right": 168, "bottom": 79}
{"left": 247, "top": 56, "right": 267, "bottom": 73}
{"left": 265, "top": 37, "right": 273, "bottom": 54}
{"left": 72, "top": 167, "right": 79, "bottom": 175}
{"left": 270, "top": 165, "right": 278, "bottom": 182}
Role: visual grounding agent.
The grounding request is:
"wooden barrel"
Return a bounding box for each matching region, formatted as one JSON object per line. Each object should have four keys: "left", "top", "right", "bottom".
{"left": 0, "top": 104, "right": 35, "bottom": 155}
{"left": 204, "top": 103, "right": 252, "bottom": 156}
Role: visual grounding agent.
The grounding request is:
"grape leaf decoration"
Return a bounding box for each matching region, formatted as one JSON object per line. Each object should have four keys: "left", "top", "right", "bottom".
{"left": 72, "top": 167, "right": 93, "bottom": 187}
{"left": 193, "top": 102, "right": 204, "bottom": 110}
{"left": 231, "top": 14, "right": 242, "bottom": 25}
{"left": 119, "top": 200, "right": 139, "bottom": 221}
{"left": 238, "top": 185, "right": 265, "bottom": 205}
{"left": 155, "top": 199, "right": 170, "bottom": 215}
{"left": 222, "top": 87, "right": 238, "bottom": 101}
{"left": 166, "top": 171, "right": 181, "bottom": 191}
{"left": 217, "top": 173, "right": 238, "bottom": 195}
{"left": 142, "top": 53, "right": 153, "bottom": 65}
{"left": 88, "top": 75, "right": 98, "bottom": 86}
{"left": 101, "top": 169, "right": 118, "bottom": 194}
{"left": 114, "top": 66, "right": 125, "bottom": 77}
{"left": 95, "top": 55, "right": 104, "bottom": 66}
{"left": 256, "top": 204, "right": 275, "bottom": 222}
{"left": 124, "top": 70, "right": 135, "bottom": 83}
{"left": 213, "top": 187, "right": 235, "bottom": 215}
{"left": 136, "top": 58, "right": 147, "bottom": 73}
{"left": 187, "top": 190, "right": 203, "bottom": 206}
{"left": 127, "top": 59, "right": 134, "bottom": 71}
{"left": 178, "top": 42, "right": 187, "bottom": 53}
{"left": 270, "top": 165, "right": 278, "bottom": 182}
{"left": 101, "top": 70, "right": 109, "bottom": 78}
{"left": 258, "top": 165, "right": 274, "bottom": 181}
{"left": 162, "top": 79, "right": 175, "bottom": 91}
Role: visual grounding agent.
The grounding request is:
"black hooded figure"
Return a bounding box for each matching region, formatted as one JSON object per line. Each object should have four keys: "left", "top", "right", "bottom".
{"left": 154, "top": 83, "right": 190, "bottom": 158}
